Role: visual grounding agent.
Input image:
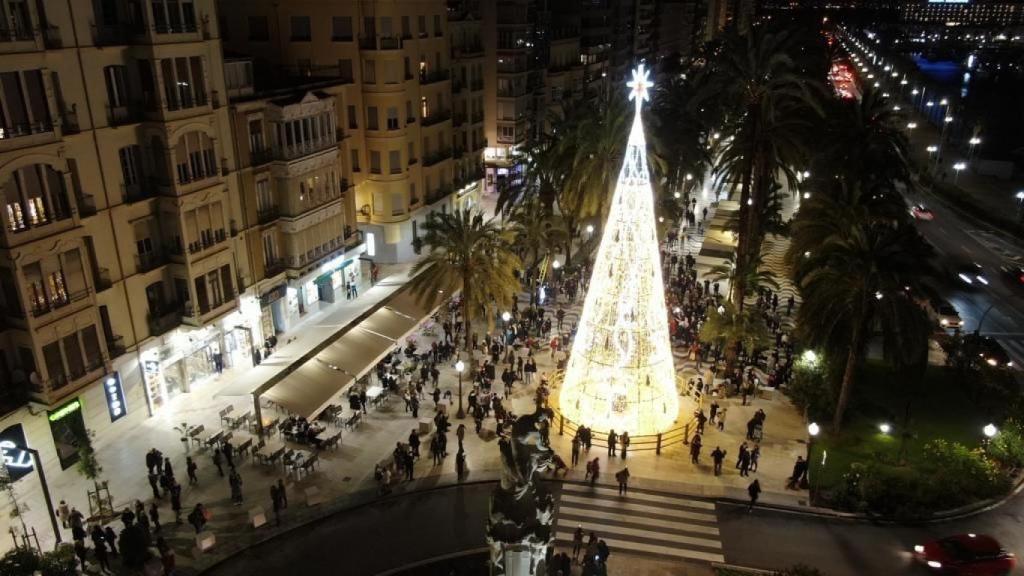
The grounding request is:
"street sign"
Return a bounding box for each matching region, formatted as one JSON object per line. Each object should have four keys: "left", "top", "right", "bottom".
{"left": 0, "top": 424, "right": 34, "bottom": 481}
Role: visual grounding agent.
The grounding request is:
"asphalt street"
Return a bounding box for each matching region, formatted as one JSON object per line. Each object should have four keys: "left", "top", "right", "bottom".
{"left": 907, "top": 185, "right": 1024, "bottom": 365}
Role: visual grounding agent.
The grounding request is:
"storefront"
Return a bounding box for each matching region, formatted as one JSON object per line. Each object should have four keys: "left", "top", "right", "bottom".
{"left": 220, "top": 296, "right": 264, "bottom": 370}
{"left": 291, "top": 252, "right": 367, "bottom": 316}
{"left": 47, "top": 397, "right": 86, "bottom": 470}
{"left": 139, "top": 325, "right": 221, "bottom": 414}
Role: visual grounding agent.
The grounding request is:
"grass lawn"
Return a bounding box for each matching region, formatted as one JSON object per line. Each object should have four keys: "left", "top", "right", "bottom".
{"left": 809, "top": 362, "right": 1004, "bottom": 491}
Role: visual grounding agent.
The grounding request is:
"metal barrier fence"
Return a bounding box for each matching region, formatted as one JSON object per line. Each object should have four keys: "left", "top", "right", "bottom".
{"left": 549, "top": 406, "right": 699, "bottom": 455}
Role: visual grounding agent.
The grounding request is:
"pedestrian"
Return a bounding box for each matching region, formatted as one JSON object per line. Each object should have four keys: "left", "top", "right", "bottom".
{"left": 270, "top": 484, "right": 282, "bottom": 526}
{"left": 103, "top": 526, "right": 118, "bottom": 556}
{"left": 163, "top": 456, "right": 173, "bottom": 480}
{"left": 572, "top": 525, "right": 585, "bottom": 563}
{"left": 736, "top": 442, "right": 748, "bottom": 470}
{"left": 148, "top": 501, "right": 161, "bottom": 533}
{"left": 615, "top": 467, "right": 630, "bottom": 496}
{"left": 157, "top": 536, "right": 176, "bottom": 576}
{"left": 717, "top": 408, "right": 727, "bottom": 431}
{"left": 787, "top": 456, "right": 808, "bottom": 490}
{"left": 696, "top": 411, "right": 707, "bottom": 434}
{"left": 90, "top": 525, "right": 109, "bottom": 572}
{"left": 73, "top": 538, "right": 88, "bottom": 572}
{"left": 739, "top": 448, "right": 751, "bottom": 477}
{"left": 147, "top": 471, "right": 162, "bottom": 499}
{"left": 170, "top": 482, "right": 182, "bottom": 524}
{"left": 186, "top": 456, "right": 199, "bottom": 485}
{"left": 750, "top": 444, "right": 760, "bottom": 472}
{"left": 711, "top": 446, "right": 726, "bottom": 476}
{"left": 571, "top": 434, "right": 581, "bottom": 467}
{"left": 212, "top": 448, "right": 224, "bottom": 477}
{"left": 690, "top": 434, "right": 702, "bottom": 464}
{"left": 58, "top": 499, "right": 70, "bottom": 528}
{"left": 747, "top": 478, "right": 762, "bottom": 512}
{"left": 589, "top": 458, "right": 600, "bottom": 486}
{"left": 229, "top": 469, "right": 243, "bottom": 504}
{"left": 607, "top": 429, "right": 617, "bottom": 457}
{"left": 456, "top": 448, "right": 467, "bottom": 479}
{"left": 188, "top": 504, "right": 207, "bottom": 533}
{"left": 709, "top": 401, "right": 719, "bottom": 424}
{"left": 277, "top": 478, "right": 288, "bottom": 508}
{"left": 456, "top": 423, "right": 466, "bottom": 449}
{"left": 620, "top": 432, "right": 630, "bottom": 460}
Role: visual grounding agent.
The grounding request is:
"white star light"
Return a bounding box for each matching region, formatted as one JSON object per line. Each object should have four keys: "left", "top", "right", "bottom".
{"left": 627, "top": 64, "right": 652, "bottom": 105}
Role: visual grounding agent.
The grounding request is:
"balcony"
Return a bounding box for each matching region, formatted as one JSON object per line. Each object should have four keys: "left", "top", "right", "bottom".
{"left": 43, "top": 25, "right": 62, "bottom": 48}
{"left": 135, "top": 250, "right": 167, "bottom": 273}
{"left": 77, "top": 194, "right": 97, "bottom": 217}
{"left": 471, "top": 111, "right": 483, "bottom": 124}
{"left": 275, "top": 139, "right": 337, "bottom": 162}
{"left": 61, "top": 109, "right": 80, "bottom": 134}
{"left": 30, "top": 288, "right": 90, "bottom": 319}
{"left": 147, "top": 305, "right": 182, "bottom": 337}
{"left": 108, "top": 103, "right": 144, "bottom": 126}
{"left": 421, "top": 110, "right": 452, "bottom": 128}
{"left": 257, "top": 206, "right": 279, "bottom": 225}
{"left": 0, "top": 26, "right": 35, "bottom": 43}
{"left": 359, "top": 35, "right": 403, "bottom": 50}
{"left": 453, "top": 41, "right": 484, "bottom": 58}
{"left": 423, "top": 148, "right": 453, "bottom": 167}
{"left": 264, "top": 258, "right": 286, "bottom": 278}
{"left": 44, "top": 358, "right": 105, "bottom": 395}
{"left": 106, "top": 335, "right": 126, "bottom": 358}
{"left": 419, "top": 69, "right": 450, "bottom": 85}
{"left": 453, "top": 113, "right": 466, "bottom": 127}
{"left": 251, "top": 147, "right": 273, "bottom": 167}
{"left": 94, "top": 267, "right": 113, "bottom": 292}
{"left": 91, "top": 23, "right": 139, "bottom": 46}
{"left": 125, "top": 182, "right": 157, "bottom": 203}
{"left": 183, "top": 294, "right": 236, "bottom": 327}
{"left": 143, "top": 91, "right": 210, "bottom": 116}
{"left": 0, "top": 120, "right": 55, "bottom": 141}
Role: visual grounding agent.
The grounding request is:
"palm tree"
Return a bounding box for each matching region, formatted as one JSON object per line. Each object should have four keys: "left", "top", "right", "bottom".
{"left": 700, "top": 26, "right": 820, "bottom": 310}
{"left": 788, "top": 181, "right": 934, "bottom": 432}
{"left": 708, "top": 253, "right": 780, "bottom": 312}
{"left": 649, "top": 69, "right": 718, "bottom": 196}
{"left": 700, "top": 301, "right": 773, "bottom": 370}
{"left": 508, "top": 199, "right": 569, "bottom": 303}
{"left": 495, "top": 123, "right": 567, "bottom": 218}
{"left": 409, "top": 209, "right": 522, "bottom": 354}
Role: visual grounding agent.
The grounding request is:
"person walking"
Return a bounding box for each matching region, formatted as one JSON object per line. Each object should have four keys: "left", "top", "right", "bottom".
{"left": 73, "top": 539, "right": 89, "bottom": 573}
{"left": 739, "top": 448, "right": 751, "bottom": 477}
{"left": 717, "top": 408, "right": 727, "bottom": 431}
{"left": 607, "top": 429, "right": 617, "bottom": 457}
{"left": 750, "top": 444, "right": 760, "bottom": 472}
{"left": 620, "top": 432, "right": 630, "bottom": 460}
{"left": 571, "top": 434, "right": 581, "bottom": 467}
{"left": 170, "top": 482, "right": 182, "bottom": 524}
{"left": 615, "top": 467, "right": 630, "bottom": 496}
{"left": 229, "top": 469, "right": 244, "bottom": 504}
{"left": 277, "top": 478, "right": 288, "bottom": 508}
{"left": 572, "top": 525, "right": 585, "bottom": 564}
{"left": 212, "top": 448, "right": 224, "bottom": 477}
{"left": 186, "top": 456, "right": 199, "bottom": 485}
{"left": 747, "top": 478, "right": 762, "bottom": 512}
{"left": 709, "top": 401, "right": 719, "bottom": 424}
{"left": 90, "top": 525, "right": 110, "bottom": 573}
{"left": 148, "top": 501, "right": 161, "bottom": 533}
{"left": 696, "top": 411, "right": 707, "bottom": 434}
{"left": 456, "top": 423, "right": 466, "bottom": 450}
{"left": 409, "top": 429, "right": 421, "bottom": 459}
{"left": 58, "top": 500, "right": 70, "bottom": 529}
{"left": 147, "top": 471, "right": 162, "bottom": 499}
{"left": 711, "top": 446, "right": 726, "bottom": 476}
{"left": 456, "top": 448, "right": 467, "bottom": 479}
{"left": 586, "top": 458, "right": 600, "bottom": 486}
{"left": 188, "top": 504, "right": 207, "bottom": 534}
{"left": 788, "top": 456, "right": 808, "bottom": 490}
{"left": 690, "top": 433, "right": 703, "bottom": 464}
{"left": 271, "top": 484, "right": 283, "bottom": 526}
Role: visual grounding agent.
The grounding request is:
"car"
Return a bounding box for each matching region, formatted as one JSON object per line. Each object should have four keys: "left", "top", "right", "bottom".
{"left": 933, "top": 301, "right": 963, "bottom": 330}
{"left": 914, "top": 534, "right": 1016, "bottom": 575}
{"left": 999, "top": 265, "right": 1024, "bottom": 289}
{"left": 976, "top": 336, "right": 1014, "bottom": 369}
{"left": 911, "top": 204, "right": 935, "bottom": 221}
{"left": 956, "top": 263, "right": 989, "bottom": 286}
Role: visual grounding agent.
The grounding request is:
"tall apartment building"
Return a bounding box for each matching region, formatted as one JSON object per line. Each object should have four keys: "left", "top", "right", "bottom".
{"left": 0, "top": 0, "right": 267, "bottom": 478}
{"left": 654, "top": 0, "right": 701, "bottom": 63}
{"left": 218, "top": 0, "right": 480, "bottom": 264}
{"left": 706, "top": 0, "right": 755, "bottom": 40}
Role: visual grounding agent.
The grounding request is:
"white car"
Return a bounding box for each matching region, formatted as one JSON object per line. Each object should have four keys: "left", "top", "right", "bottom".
{"left": 935, "top": 302, "right": 963, "bottom": 330}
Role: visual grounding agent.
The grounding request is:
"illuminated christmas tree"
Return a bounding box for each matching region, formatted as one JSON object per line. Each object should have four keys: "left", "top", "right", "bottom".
{"left": 558, "top": 64, "right": 682, "bottom": 435}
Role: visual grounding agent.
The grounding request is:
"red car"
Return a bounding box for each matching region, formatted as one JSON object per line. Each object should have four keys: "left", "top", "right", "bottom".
{"left": 914, "top": 534, "right": 1016, "bottom": 575}
{"left": 911, "top": 204, "right": 935, "bottom": 221}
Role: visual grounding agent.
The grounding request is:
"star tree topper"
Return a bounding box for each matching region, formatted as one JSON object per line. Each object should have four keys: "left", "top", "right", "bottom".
{"left": 627, "top": 63, "right": 653, "bottom": 110}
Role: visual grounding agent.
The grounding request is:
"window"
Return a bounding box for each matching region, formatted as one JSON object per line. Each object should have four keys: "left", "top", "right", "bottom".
{"left": 370, "top": 151, "right": 381, "bottom": 174}
{"left": 332, "top": 16, "right": 353, "bottom": 41}
{"left": 351, "top": 149, "right": 360, "bottom": 172}
{"left": 255, "top": 179, "right": 272, "bottom": 212}
{"left": 104, "top": 66, "right": 129, "bottom": 108}
{"left": 404, "top": 57, "right": 412, "bottom": 79}
{"left": 366, "top": 106, "right": 378, "bottom": 131}
{"left": 406, "top": 100, "right": 414, "bottom": 121}
{"left": 410, "top": 183, "right": 417, "bottom": 202}
{"left": 363, "top": 60, "right": 376, "bottom": 83}
{"left": 433, "top": 14, "right": 442, "bottom": 37}
{"left": 391, "top": 191, "right": 404, "bottom": 216}
{"left": 421, "top": 96, "right": 429, "bottom": 119}
{"left": 418, "top": 15, "right": 427, "bottom": 38}
{"left": 248, "top": 119, "right": 264, "bottom": 152}
{"left": 3, "top": 164, "right": 71, "bottom": 232}
{"left": 150, "top": 0, "right": 197, "bottom": 33}
{"left": 291, "top": 16, "right": 311, "bottom": 41}
{"left": 401, "top": 16, "right": 410, "bottom": 38}
{"left": 338, "top": 59, "right": 353, "bottom": 82}
{"left": 119, "top": 145, "right": 142, "bottom": 188}
{"left": 0, "top": 70, "right": 51, "bottom": 138}
{"left": 248, "top": 16, "right": 269, "bottom": 41}
{"left": 0, "top": 0, "right": 31, "bottom": 39}
{"left": 173, "top": 131, "right": 217, "bottom": 184}
{"left": 262, "top": 233, "right": 277, "bottom": 265}
{"left": 347, "top": 105, "right": 357, "bottom": 129}
{"left": 386, "top": 107, "right": 398, "bottom": 130}
{"left": 408, "top": 142, "right": 415, "bottom": 164}
{"left": 389, "top": 150, "right": 401, "bottom": 174}
{"left": 159, "top": 56, "right": 207, "bottom": 110}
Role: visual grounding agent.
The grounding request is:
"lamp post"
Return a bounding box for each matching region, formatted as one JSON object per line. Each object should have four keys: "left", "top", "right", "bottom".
{"left": 807, "top": 422, "right": 820, "bottom": 499}
{"left": 968, "top": 137, "right": 982, "bottom": 161}
{"left": 1016, "top": 191, "right": 1024, "bottom": 226}
{"left": 983, "top": 423, "right": 998, "bottom": 451}
{"left": 455, "top": 359, "right": 465, "bottom": 419}
{"left": 953, "top": 161, "right": 967, "bottom": 184}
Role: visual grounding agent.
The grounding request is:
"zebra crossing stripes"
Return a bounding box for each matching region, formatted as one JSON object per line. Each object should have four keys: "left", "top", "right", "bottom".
{"left": 554, "top": 484, "right": 725, "bottom": 564}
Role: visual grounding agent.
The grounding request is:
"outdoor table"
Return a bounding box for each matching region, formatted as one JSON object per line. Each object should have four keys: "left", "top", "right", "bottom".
{"left": 366, "top": 385, "right": 384, "bottom": 407}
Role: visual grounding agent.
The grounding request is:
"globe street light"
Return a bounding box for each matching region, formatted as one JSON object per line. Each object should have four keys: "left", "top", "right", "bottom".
{"left": 907, "top": 122, "right": 917, "bottom": 130}
{"left": 983, "top": 423, "right": 998, "bottom": 438}
{"left": 455, "top": 359, "right": 466, "bottom": 418}
{"left": 879, "top": 423, "right": 891, "bottom": 434}
{"left": 953, "top": 161, "right": 967, "bottom": 183}
{"left": 807, "top": 422, "right": 820, "bottom": 495}
{"left": 501, "top": 311, "right": 511, "bottom": 323}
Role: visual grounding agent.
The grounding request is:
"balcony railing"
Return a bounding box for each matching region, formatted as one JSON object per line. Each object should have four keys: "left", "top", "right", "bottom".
{"left": 135, "top": 251, "right": 167, "bottom": 273}
{"left": 108, "top": 103, "right": 144, "bottom": 126}
{"left": 92, "top": 23, "right": 140, "bottom": 46}
{"left": 94, "top": 267, "right": 112, "bottom": 291}
{"left": 264, "top": 258, "right": 286, "bottom": 277}
{"left": 30, "top": 288, "right": 90, "bottom": 318}
{"left": 147, "top": 305, "right": 182, "bottom": 337}
{"left": 0, "top": 26, "right": 35, "bottom": 43}
{"left": 77, "top": 194, "right": 97, "bottom": 217}
{"left": 106, "top": 335, "right": 126, "bottom": 358}
{"left": 0, "top": 120, "right": 54, "bottom": 140}
{"left": 185, "top": 292, "right": 235, "bottom": 320}
{"left": 144, "top": 91, "right": 209, "bottom": 113}
{"left": 251, "top": 147, "right": 273, "bottom": 166}
{"left": 421, "top": 110, "right": 452, "bottom": 127}
{"left": 153, "top": 22, "right": 198, "bottom": 35}
{"left": 276, "top": 139, "right": 337, "bottom": 161}
{"left": 61, "top": 109, "right": 80, "bottom": 134}
{"left": 423, "top": 148, "right": 453, "bottom": 167}
{"left": 359, "top": 35, "right": 403, "bottom": 50}
{"left": 419, "top": 69, "right": 450, "bottom": 85}
{"left": 184, "top": 229, "right": 227, "bottom": 255}
{"left": 453, "top": 42, "right": 484, "bottom": 58}
{"left": 257, "top": 206, "right": 279, "bottom": 225}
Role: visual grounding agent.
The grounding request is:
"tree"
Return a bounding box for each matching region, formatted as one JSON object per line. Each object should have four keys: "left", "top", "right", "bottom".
{"left": 649, "top": 69, "right": 718, "bottom": 196}
{"left": 788, "top": 182, "right": 934, "bottom": 432}
{"left": 508, "top": 199, "right": 568, "bottom": 304}
{"left": 699, "top": 301, "right": 773, "bottom": 370}
{"left": 409, "top": 209, "right": 521, "bottom": 355}
{"left": 699, "top": 26, "right": 820, "bottom": 310}
{"left": 707, "top": 253, "right": 780, "bottom": 312}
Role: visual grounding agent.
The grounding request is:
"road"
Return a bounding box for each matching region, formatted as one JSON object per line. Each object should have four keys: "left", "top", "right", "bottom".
{"left": 907, "top": 185, "right": 1024, "bottom": 366}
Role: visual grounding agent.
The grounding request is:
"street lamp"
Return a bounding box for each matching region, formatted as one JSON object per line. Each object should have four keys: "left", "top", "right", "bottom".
{"left": 807, "top": 422, "right": 820, "bottom": 496}
{"left": 552, "top": 259, "right": 561, "bottom": 270}
{"left": 984, "top": 423, "right": 998, "bottom": 438}
{"left": 879, "top": 423, "right": 892, "bottom": 434}
{"left": 455, "top": 359, "right": 466, "bottom": 418}
{"left": 906, "top": 122, "right": 917, "bottom": 130}
{"left": 969, "top": 136, "right": 982, "bottom": 161}
{"left": 953, "top": 161, "right": 967, "bottom": 183}
{"left": 501, "top": 311, "right": 511, "bottom": 323}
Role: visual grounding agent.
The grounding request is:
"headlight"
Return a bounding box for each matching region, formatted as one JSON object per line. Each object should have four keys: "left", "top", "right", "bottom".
{"left": 978, "top": 276, "right": 989, "bottom": 285}
{"left": 940, "top": 319, "right": 948, "bottom": 326}
{"left": 959, "top": 273, "right": 973, "bottom": 284}
{"left": 914, "top": 545, "right": 925, "bottom": 553}
{"left": 927, "top": 560, "right": 942, "bottom": 569}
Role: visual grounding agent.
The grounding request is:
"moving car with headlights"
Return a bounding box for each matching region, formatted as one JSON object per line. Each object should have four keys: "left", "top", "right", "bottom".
{"left": 956, "top": 263, "right": 989, "bottom": 286}
{"left": 911, "top": 204, "right": 935, "bottom": 221}
{"left": 931, "top": 300, "right": 963, "bottom": 331}
{"left": 914, "top": 534, "right": 1015, "bottom": 575}
{"left": 977, "top": 337, "right": 1013, "bottom": 369}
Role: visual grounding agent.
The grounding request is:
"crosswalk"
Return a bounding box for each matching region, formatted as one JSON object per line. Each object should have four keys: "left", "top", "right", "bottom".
{"left": 553, "top": 484, "right": 725, "bottom": 564}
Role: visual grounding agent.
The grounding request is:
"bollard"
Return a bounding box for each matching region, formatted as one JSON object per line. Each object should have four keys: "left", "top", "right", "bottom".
{"left": 656, "top": 432, "right": 662, "bottom": 455}
{"left": 559, "top": 414, "right": 564, "bottom": 436}
{"left": 683, "top": 423, "right": 690, "bottom": 445}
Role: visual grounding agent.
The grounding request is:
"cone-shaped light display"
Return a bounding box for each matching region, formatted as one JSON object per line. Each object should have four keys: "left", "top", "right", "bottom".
{"left": 559, "top": 64, "right": 680, "bottom": 435}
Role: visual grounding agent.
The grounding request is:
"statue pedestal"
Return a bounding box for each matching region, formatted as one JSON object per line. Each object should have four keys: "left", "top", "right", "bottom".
{"left": 490, "top": 541, "right": 547, "bottom": 576}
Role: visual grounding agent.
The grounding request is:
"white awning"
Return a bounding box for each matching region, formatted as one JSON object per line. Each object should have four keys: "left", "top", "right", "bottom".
{"left": 262, "top": 361, "right": 353, "bottom": 420}
{"left": 317, "top": 328, "right": 396, "bottom": 378}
